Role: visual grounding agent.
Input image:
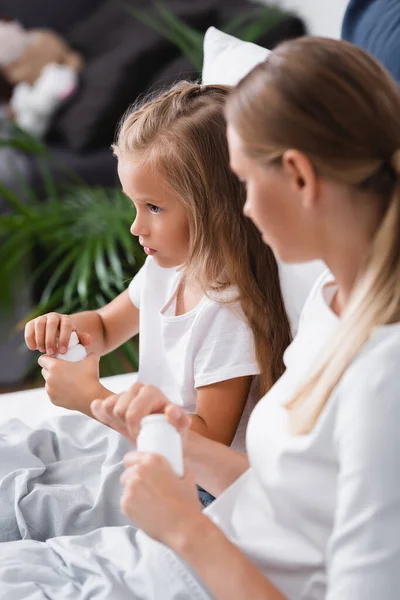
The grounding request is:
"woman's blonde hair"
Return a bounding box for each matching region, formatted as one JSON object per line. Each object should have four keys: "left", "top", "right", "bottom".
{"left": 226, "top": 36, "right": 400, "bottom": 434}
{"left": 114, "top": 82, "right": 292, "bottom": 395}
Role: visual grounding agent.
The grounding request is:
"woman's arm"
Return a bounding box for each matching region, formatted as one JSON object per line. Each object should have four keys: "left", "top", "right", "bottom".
{"left": 120, "top": 450, "right": 286, "bottom": 600}
{"left": 325, "top": 355, "right": 400, "bottom": 599}
{"left": 185, "top": 428, "right": 249, "bottom": 497}
{"left": 172, "top": 514, "right": 286, "bottom": 600}
{"left": 104, "top": 386, "right": 283, "bottom": 597}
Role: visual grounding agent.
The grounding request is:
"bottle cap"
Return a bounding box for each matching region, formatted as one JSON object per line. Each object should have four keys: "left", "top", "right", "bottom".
{"left": 69, "top": 331, "right": 79, "bottom": 348}
{"left": 140, "top": 414, "right": 169, "bottom": 427}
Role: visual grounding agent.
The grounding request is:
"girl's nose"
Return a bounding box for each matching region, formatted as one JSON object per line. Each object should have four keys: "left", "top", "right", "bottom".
{"left": 130, "top": 219, "right": 139, "bottom": 236}
{"left": 130, "top": 214, "right": 148, "bottom": 237}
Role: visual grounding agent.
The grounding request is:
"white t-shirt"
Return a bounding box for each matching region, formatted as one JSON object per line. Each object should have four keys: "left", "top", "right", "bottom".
{"left": 277, "top": 259, "right": 325, "bottom": 335}
{"left": 128, "top": 257, "right": 260, "bottom": 450}
{"left": 206, "top": 270, "right": 400, "bottom": 600}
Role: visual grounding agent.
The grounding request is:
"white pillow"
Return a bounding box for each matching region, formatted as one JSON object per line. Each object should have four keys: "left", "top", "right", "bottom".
{"left": 201, "top": 27, "right": 326, "bottom": 335}
{"left": 202, "top": 26, "right": 270, "bottom": 86}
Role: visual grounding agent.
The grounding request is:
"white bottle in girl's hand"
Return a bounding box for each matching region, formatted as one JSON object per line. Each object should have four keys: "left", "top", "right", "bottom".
{"left": 137, "top": 414, "right": 184, "bottom": 477}
{"left": 55, "top": 331, "right": 87, "bottom": 362}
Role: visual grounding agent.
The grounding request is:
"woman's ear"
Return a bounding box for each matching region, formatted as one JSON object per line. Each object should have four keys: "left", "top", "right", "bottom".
{"left": 281, "top": 149, "right": 318, "bottom": 209}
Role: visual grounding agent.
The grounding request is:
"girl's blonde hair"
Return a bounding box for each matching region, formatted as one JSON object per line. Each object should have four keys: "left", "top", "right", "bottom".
{"left": 226, "top": 36, "right": 400, "bottom": 434}
{"left": 114, "top": 82, "right": 292, "bottom": 395}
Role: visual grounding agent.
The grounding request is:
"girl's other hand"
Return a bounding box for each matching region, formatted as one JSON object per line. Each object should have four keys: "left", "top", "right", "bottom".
{"left": 24, "top": 312, "right": 92, "bottom": 357}
{"left": 38, "top": 353, "right": 106, "bottom": 414}
{"left": 91, "top": 383, "right": 190, "bottom": 445}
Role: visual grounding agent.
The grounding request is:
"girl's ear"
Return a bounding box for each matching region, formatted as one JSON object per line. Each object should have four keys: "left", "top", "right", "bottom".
{"left": 281, "top": 149, "right": 318, "bottom": 210}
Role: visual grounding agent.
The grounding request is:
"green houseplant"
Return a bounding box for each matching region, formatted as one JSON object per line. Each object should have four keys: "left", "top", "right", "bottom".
{"left": 0, "top": 125, "right": 144, "bottom": 377}
{"left": 127, "top": 0, "right": 288, "bottom": 72}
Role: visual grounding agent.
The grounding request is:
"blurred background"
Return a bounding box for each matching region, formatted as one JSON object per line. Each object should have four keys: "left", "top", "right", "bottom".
{"left": 0, "top": 0, "right": 347, "bottom": 391}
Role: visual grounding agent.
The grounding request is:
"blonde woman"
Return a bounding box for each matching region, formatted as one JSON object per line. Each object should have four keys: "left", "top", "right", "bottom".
{"left": 1, "top": 36, "right": 400, "bottom": 599}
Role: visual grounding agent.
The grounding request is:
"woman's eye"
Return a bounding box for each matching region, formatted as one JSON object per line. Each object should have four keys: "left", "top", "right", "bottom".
{"left": 148, "top": 204, "right": 161, "bottom": 214}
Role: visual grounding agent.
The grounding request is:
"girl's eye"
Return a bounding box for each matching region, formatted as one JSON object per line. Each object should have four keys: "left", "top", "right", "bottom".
{"left": 148, "top": 204, "right": 161, "bottom": 214}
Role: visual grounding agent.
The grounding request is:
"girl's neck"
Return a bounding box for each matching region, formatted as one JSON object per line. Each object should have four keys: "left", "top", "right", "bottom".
{"left": 175, "top": 277, "right": 204, "bottom": 316}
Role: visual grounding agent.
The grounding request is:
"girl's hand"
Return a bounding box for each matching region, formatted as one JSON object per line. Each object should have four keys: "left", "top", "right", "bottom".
{"left": 91, "top": 383, "right": 190, "bottom": 445}
{"left": 120, "top": 450, "right": 202, "bottom": 546}
{"left": 25, "top": 312, "right": 92, "bottom": 357}
{"left": 38, "top": 353, "right": 106, "bottom": 414}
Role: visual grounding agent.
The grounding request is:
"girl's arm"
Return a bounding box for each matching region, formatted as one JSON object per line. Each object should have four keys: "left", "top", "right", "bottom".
{"left": 34, "top": 291, "right": 139, "bottom": 418}
{"left": 72, "top": 289, "right": 140, "bottom": 356}
{"left": 25, "top": 289, "right": 139, "bottom": 357}
{"left": 189, "top": 376, "right": 252, "bottom": 445}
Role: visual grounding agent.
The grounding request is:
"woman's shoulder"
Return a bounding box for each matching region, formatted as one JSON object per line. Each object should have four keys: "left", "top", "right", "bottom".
{"left": 335, "top": 324, "right": 400, "bottom": 436}
{"left": 343, "top": 324, "right": 400, "bottom": 388}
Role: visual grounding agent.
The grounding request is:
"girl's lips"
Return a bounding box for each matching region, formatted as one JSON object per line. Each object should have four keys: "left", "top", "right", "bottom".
{"left": 143, "top": 246, "right": 156, "bottom": 255}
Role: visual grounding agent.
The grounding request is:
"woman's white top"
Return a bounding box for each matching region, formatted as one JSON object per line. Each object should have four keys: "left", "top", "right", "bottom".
{"left": 206, "top": 270, "right": 400, "bottom": 600}
{"left": 129, "top": 257, "right": 260, "bottom": 450}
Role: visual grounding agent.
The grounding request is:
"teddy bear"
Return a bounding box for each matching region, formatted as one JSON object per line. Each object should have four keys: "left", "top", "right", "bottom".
{"left": 0, "top": 20, "right": 84, "bottom": 138}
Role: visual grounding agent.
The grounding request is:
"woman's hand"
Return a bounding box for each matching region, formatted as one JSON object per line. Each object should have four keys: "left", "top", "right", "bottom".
{"left": 120, "top": 450, "right": 202, "bottom": 546}
{"left": 91, "top": 383, "right": 190, "bottom": 445}
{"left": 38, "top": 353, "right": 108, "bottom": 415}
{"left": 25, "top": 312, "right": 92, "bottom": 357}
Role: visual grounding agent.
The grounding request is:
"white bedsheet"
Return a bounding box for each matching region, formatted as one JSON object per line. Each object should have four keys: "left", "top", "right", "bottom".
{"left": 0, "top": 372, "right": 137, "bottom": 427}
{"left": 0, "top": 372, "right": 139, "bottom": 543}
{"left": 0, "top": 371, "right": 212, "bottom": 599}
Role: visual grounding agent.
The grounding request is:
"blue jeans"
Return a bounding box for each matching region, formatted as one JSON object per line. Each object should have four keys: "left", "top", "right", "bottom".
{"left": 197, "top": 485, "right": 215, "bottom": 508}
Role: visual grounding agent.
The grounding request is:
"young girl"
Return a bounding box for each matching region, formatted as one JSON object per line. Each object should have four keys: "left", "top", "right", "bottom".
{"left": 0, "top": 82, "right": 292, "bottom": 541}
{"left": 28, "top": 83, "right": 291, "bottom": 449}
{"left": 1, "top": 36, "right": 397, "bottom": 599}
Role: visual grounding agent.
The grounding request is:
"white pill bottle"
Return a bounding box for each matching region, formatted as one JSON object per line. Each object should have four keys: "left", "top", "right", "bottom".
{"left": 137, "top": 414, "right": 184, "bottom": 477}
{"left": 55, "top": 331, "right": 87, "bottom": 362}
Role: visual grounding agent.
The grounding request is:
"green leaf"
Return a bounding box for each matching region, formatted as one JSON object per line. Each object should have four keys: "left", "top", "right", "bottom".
{"left": 24, "top": 287, "right": 66, "bottom": 321}
{"left": 37, "top": 159, "right": 60, "bottom": 204}
{"left": 0, "top": 132, "right": 47, "bottom": 156}
{"left": 106, "top": 235, "right": 125, "bottom": 290}
{"left": 40, "top": 246, "right": 81, "bottom": 306}
{"left": 0, "top": 230, "right": 32, "bottom": 268}
{"left": 0, "top": 179, "right": 144, "bottom": 319}
{"left": 2, "top": 243, "right": 32, "bottom": 274}
{"left": 119, "top": 339, "right": 139, "bottom": 370}
{"left": 30, "top": 239, "right": 77, "bottom": 283}
{"left": 224, "top": 7, "right": 285, "bottom": 42}
{"left": 94, "top": 238, "right": 114, "bottom": 299}
{"left": 0, "top": 182, "right": 33, "bottom": 217}
{"left": 116, "top": 224, "right": 137, "bottom": 267}
{"left": 95, "top": 292, "right": 108, "bottom": 308}
{"left": 127, "top": 0, "right": 203, "bottom": 70}
{"left": 76, "top": 244, "right": 93, "bottom": 306}
{"left": 63, "top": 257, "right": 84, "bottom": 308}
